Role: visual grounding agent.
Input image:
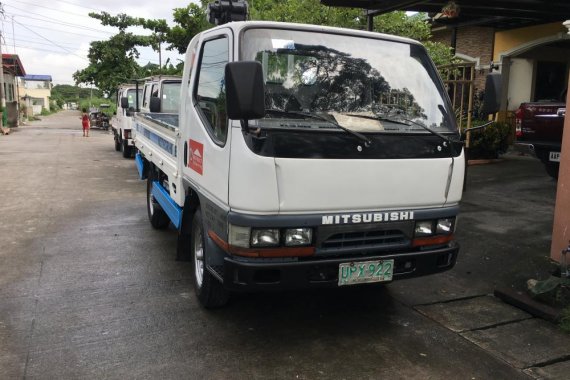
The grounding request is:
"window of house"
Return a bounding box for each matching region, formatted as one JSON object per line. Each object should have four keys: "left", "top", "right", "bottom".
{"left": 534, "top": 61, "right": 568, "bottom": 102}
{"left": 195, "top": 36, "right": 229, "bottom": 145}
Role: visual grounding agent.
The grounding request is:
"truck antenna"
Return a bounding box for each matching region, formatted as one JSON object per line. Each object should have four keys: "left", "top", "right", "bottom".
{"left": 206, "top": 0, "right": 249, "bottom": 26}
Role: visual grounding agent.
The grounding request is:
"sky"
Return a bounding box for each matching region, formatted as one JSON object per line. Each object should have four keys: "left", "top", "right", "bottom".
{"left": 2, "top": 0, "right": 194, "bottom": 86}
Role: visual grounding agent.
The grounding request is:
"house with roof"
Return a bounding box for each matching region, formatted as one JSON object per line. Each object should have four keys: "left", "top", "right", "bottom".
{"left": 2, "top": 54, "right": 26, "bottom": 127}
{"left": 17, "top": 74, "right": 53, "bottom": 117}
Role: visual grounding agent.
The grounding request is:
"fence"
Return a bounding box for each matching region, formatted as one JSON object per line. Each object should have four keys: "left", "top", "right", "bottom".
{"left": 439, "top": 62, "right": 476, "bottom": 146}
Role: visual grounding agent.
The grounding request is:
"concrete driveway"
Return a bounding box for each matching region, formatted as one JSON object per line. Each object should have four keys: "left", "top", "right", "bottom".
{"left": 1, "top": 111, "right": 568, "bottom": 379}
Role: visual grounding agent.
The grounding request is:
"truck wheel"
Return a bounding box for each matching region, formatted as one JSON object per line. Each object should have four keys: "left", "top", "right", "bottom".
{"left": 146, "top": 171, "right": 170, "bottom": 230}
{"left": 114, "top": 134, "right": 121, "bottom": 151}
{"left": 122, "top": 140, "right": 131, "bottom": 158}
{"left": 191, "top": 207, "right": 229, "bottom": 308}
{"left": 545, "top": 162, "right": 559, "bottom": 180}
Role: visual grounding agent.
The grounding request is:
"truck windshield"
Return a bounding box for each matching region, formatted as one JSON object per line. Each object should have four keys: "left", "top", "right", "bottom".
{"left": 126, "top": 89, "right": 142, "bottom": 109}
{"left": 161, "top": 82, "right": 181, "bottom": 113}
{"left": 242, "top": 28, "right": 456, "bottom": 135}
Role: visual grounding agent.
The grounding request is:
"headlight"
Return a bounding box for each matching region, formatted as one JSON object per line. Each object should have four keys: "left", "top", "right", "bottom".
{"left": 436, "top": 218, "right": 455, "bottom": 235}
{"left": 414, "top": 221, "right": 433, "bottom": 237}
{"left": 251, "top": 229, "right": 280, "bottom": 247}
{"left": 285, "top": 228, "right": 313, "bottom": 246}
{"left": 229, "top": 224, "right": 250, "bottom": 248}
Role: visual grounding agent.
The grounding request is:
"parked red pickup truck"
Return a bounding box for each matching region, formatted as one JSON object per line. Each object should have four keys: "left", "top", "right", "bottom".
{"left": 514, "top": 100, "right": 566, "bottom": 179}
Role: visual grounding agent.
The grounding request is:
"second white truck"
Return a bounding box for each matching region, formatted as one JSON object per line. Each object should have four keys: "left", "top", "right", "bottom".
{"left": 134, "top": 21, "right": 465, "bottom": 308}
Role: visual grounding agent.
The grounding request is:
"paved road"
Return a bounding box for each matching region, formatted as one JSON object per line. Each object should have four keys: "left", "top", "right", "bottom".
{"left": 1, "top": 111, "right": 568, "bottom": 379}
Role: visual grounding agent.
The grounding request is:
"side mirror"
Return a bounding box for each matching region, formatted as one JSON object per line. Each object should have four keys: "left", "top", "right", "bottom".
{"left": 120, "top": 97, "right": 129, "bottom": 109}
{"left": 481, "top": 73, "right": 502, "bottom": 116}
{"left": 149, "top": 97, "right": 161, "bottom": 113}
{"left": 225, "top": 61, "right": 265, "bottom": 126}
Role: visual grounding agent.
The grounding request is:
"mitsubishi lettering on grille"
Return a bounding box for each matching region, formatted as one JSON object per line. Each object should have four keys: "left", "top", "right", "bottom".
{"left": 322, "top": 211, "right": 415, "bottom": 225}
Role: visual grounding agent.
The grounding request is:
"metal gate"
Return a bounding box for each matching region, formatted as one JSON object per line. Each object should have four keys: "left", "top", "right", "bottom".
{"left": 439, "top": 62, "right": 476, "bottom": 146}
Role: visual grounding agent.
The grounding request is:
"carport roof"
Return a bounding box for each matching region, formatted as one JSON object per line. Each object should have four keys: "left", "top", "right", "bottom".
{"left": 321, "top": 0, "right": 570, "bottom": 29}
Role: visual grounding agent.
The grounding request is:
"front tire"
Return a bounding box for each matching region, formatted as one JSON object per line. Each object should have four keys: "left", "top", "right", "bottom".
{"left": 122, "top": 140, "right": 131, "bottom": 158}
{"left": 114, "top": 133, "right": 121, "bottom": 151}
{"left": 146, "top": 169, "right": 170, "bottom": 230}
{"left": 191, "top": 207, "right": 229, "bottom": 308}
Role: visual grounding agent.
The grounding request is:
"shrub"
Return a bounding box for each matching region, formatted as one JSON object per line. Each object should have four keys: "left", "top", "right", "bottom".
{"left": 464, "top": 121, "right": 512, "bottom": 159}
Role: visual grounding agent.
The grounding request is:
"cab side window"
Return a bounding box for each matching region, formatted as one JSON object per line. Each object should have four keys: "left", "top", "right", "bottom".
{"left": 195, "top": 36, "right": 229, "bottom": 145}
{"left": 142, "top": 85, "right": 152, "bottom": 109}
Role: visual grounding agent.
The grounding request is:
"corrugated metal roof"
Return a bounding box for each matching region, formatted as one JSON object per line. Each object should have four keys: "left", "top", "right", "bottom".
{"left": 23, "top": 74, "right": 52, "bottom": 81}
{"left": 2, "top": 54, "right": 26, "bottom": 76}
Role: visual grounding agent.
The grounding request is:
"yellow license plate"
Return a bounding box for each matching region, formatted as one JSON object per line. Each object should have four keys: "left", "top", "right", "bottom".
{"left": 338, "top": 260, "right": 394, "bottom": 286}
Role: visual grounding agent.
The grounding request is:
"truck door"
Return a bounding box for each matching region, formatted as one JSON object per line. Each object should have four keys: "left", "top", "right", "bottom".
{"left": 181, "top": 29, "right": 232, "bottom": 206}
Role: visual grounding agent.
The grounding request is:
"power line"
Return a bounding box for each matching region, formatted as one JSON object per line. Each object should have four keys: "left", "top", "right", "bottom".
{"left": 6, "top": 43, "right": 86, "bottom": 55}
{"left": 4, "top": 35, "right": 82, "bottom": 48}
{"left": 3, "top": 0, "right": 94, "bottom": 19}
{"left": 8, "top": 22, "right": 112, "bottom": 39}
{"left": 12, "top": 18, "right": 88, "bottom": 61}
{"left": 49, "top": 0, "right": 108, "bottom": 14}
{"left": 6, "top": 9, "right": 114, "bottom": 35}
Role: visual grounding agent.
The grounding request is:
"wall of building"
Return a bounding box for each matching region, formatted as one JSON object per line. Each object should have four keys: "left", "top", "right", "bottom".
{"left": 507, "top": 58, "right": 534, "bottom": 110}
{"left": 17, "top": 87, "right": 51, "bottom": 112}
{"left": 493, "top": 22, "right": 567, "bottom": 61}
{"left": 432, "top": 26, "right": 495, "bottom": 92}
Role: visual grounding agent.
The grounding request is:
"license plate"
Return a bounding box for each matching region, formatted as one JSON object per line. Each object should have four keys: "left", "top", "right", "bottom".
{"left": 338, "top": 259, "right": 394, "bottom": 286}
{"left": 549, "top": 152, "right": 560, "bottom": 162}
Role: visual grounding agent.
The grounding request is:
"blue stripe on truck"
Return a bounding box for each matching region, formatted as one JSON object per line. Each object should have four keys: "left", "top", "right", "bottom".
{"left": 151, "top": 181, "right": 183, "bottom": 229}
{"left": 135, "top": 153, "right": 147, "bottom": 180}
{"left": 135, "top": 122, "right": 176, "bottom": 157}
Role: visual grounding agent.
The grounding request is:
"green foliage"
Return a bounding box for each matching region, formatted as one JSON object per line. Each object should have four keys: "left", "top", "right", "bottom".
{"left": 73, "top": 31, "right": 153, "bottom": 94}
{"left": 52, "top": 85, "right": 100, "bottom": 102}
{"left": 167, "top": 2, "right": 210, "bottom": 54}
{"left": 252, "top": 0, "right": 362, "bottom": 28}
{"left": 79, "top": 98, "right": 117, "bottom": 116}
{"left": 466, "top": 121, "right": 512, "bottom": 159}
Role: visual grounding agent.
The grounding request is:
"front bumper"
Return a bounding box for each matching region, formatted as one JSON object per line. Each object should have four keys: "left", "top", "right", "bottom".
{"left": 222, "top": 243, "right": 459, "bottom": 292}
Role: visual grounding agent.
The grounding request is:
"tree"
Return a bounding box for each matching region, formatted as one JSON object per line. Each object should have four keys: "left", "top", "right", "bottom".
{"left": 73, "top": 31, "right": 151, "bottom": 95}
{"left": 73, "top": 4, "right": 210, "bottom": 93}
{"left": 166, "top": 2, "right": 210, "bottom": 54}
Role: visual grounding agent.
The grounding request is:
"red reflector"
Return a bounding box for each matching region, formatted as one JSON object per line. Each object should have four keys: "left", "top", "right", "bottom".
{"left": 412, "top": 235, "right": 453, "bottom": 248}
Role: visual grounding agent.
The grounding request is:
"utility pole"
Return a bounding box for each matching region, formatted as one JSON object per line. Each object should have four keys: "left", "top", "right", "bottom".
{"left": 0, "top": 3, "right": 6, "bottom": 130}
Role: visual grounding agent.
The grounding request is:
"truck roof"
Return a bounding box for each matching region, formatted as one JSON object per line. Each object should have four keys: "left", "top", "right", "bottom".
{"left": 139, "top": 75, "right": 182, "bottom": 83}
{"left": 204, "top": 20, "right": 422, "bottom": 46}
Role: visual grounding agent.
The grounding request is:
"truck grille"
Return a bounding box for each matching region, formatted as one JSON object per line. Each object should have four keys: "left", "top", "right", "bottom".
{"left": 321, "top": 230, "right": 406, "bottom": 249}
{"left": 316, "top": 221, "right": 413, "bottom": 255}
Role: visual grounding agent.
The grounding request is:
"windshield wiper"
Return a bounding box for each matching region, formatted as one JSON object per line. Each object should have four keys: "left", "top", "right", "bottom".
{"left": 345, "top": 111, "right": 459, "bottom": 155}
{"left": 265, "top": 109, "right": 372, "bottom": 147}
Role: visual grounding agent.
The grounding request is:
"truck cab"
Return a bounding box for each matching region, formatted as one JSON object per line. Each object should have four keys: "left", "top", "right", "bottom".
{"left": 135, "top": 21, "right": 464, "bottom": 308}
{"left": 111, "top": 84, "right": 142, "bottom": 158}
{"left": 139, "top": 75, "right": 182, "bottom": 113}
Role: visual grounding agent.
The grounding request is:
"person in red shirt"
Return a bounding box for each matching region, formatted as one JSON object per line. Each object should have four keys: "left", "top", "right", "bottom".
{"left": 80, "top": 108, "right": 90, "bottom": 137}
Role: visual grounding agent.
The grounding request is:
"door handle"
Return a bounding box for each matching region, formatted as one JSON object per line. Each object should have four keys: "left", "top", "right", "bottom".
{"left": 184, "top": 141, "right": 188, "bottom": 167}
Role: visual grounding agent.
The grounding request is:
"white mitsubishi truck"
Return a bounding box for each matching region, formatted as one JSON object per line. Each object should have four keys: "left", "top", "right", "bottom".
{"left": 133, "top": 21, "right": 465, "bottom": 308}
{"left": 111, "top": 84, "right": 142, "bottom": 158}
